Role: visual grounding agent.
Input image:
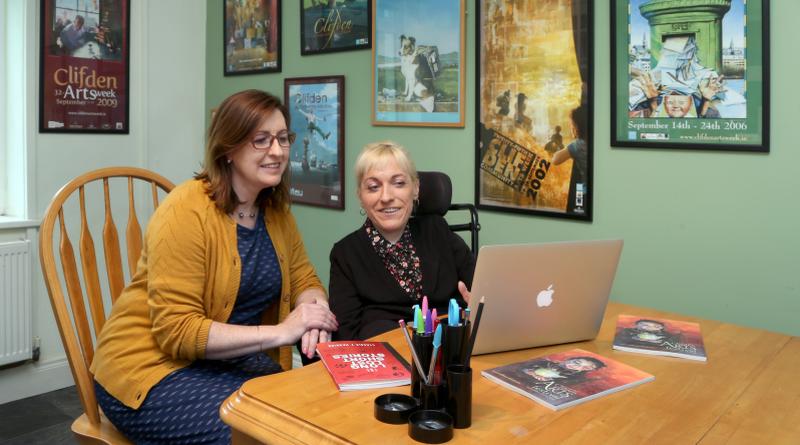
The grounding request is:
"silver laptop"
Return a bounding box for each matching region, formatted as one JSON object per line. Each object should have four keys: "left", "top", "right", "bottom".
{"left": 466, "top": 239, "right": 623, "bottom": 355}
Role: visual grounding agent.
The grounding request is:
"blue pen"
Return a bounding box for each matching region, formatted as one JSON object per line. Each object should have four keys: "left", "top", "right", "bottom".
{"left": 448, "top": 299, "right": 460, "bottom": 326}
{"left": 411, "top": 304, "right": 420, "bottom": 329}
{"left": 427, "top": 324, "right": 443, "bottom": 384}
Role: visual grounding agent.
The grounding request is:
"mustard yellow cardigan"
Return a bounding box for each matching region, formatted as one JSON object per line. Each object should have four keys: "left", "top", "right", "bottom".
{"left": 90, "top": 179, "right": 324, "bottom": 409}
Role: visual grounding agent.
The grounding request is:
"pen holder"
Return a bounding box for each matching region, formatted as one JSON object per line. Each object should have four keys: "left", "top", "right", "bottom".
{"left": 442, "top": 324, "right": 467, "bottom": 368}
{"left": 408, "top": 410, "right": 454, "bottom": 444}
{"left": 420, "top": 380, "right": 445, "bottom": 411}
{"left": 445, "top": 364, "right": 472, "bottom": 429}
{"left": 411, "top": 332, "right": 433, "bottom": 399}
{"left": 374, "top": 394, "right": 420, "bottom": 424}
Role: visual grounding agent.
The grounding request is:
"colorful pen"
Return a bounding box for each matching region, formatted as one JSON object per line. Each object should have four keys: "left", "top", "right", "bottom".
{"left": 399, "top": 320, "right": 428, "bottom": 385}
{"left": 415, "top": 307, "right": 425, "bottom": 334}
{"left": 424, "top": 309, "right": 433, "bottom": 334}
{"left": 427, "top": 324, "right": 442, "bottom": 385}
{"left": 448, "top": 299, "right": 459, "bottom": 326}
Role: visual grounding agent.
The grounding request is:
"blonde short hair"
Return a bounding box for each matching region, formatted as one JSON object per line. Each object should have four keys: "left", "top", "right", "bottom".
{"left": 354, "top": 141, "right": 419, "bottom": 190}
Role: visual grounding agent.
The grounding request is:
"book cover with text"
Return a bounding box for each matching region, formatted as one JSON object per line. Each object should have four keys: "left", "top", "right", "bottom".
{"left": 317, "top": 341, "right": 411, "bottom": 391}
{"left": 482, "top": 348, "right": 654, "bottom": 410}
{"left": 613, "top": 314, "right": 707, "bottom": 361}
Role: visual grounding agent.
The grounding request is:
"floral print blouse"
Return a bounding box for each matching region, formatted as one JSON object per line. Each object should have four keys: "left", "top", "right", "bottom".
{"left": 364, "top": 219, "right": 423, "bottom": 301}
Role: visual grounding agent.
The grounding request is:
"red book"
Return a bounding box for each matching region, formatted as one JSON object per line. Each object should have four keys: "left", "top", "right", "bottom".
{"left": 613, "top": 314, "right": 707, "bottom": 362}
{"left": 482, "top": 349, "right": 654, "bottom": 410}
{"left": 317, "top": 341, "right": 412, "bottom": 391}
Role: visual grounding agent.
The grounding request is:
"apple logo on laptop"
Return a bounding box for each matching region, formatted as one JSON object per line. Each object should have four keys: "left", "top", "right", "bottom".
{"left": 536, "top": 284, "right": 555, "bottom": 307}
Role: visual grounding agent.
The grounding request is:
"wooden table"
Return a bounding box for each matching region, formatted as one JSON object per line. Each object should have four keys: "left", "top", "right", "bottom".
{"left": 220, "top": 302, "right": 800, "bottom": 444}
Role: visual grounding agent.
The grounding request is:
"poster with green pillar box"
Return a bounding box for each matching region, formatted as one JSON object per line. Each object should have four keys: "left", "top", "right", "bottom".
{"left": 610, "top": 0, "right": 769, "bottom": 152}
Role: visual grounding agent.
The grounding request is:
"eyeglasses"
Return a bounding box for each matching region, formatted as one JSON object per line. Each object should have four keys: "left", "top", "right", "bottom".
{"left": 251, "top": 130, "right": 296, "bottom": 150}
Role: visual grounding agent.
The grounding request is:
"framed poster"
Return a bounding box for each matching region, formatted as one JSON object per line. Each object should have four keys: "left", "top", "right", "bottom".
{"left": 224, "top": 0, "right": 281, "bottom": 75}
{"left": 611, "top": 0, "right": 769, "bottom": 152}
{"left": 39, "top": 0, "right": 130, "bottom": 133}
{"left": 371, "top": 0, "right": 466, "bottom": 127}
{"left": 300, "top": 0, "right": 371, "bottom": 55}
{"left": 476, "top": 1, "right": 593, "bottom": 220}
{"left": 284, "top": 76, "right": 345, "bottom": 210}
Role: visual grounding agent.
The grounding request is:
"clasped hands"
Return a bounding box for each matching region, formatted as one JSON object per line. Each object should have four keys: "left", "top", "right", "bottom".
{"left": 281, "top": 295, "right": 338, "bottom": 359}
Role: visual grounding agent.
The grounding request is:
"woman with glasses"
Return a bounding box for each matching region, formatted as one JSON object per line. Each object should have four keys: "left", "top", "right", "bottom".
{"left": 90, "top": 90, "right": 338, "bottom": 444}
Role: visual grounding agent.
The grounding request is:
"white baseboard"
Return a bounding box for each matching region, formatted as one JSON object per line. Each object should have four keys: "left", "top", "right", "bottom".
{"left": 0, "top": 357, "right": 74, "bottom": 404}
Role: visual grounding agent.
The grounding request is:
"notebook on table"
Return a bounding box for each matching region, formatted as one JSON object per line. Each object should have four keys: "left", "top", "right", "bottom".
{"left": 466, "top": 239, "right": 624, "bottom": 355}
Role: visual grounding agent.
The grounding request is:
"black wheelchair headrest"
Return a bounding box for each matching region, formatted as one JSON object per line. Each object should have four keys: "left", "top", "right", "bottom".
{"left": 417, "top": 171, "right": 452, "bottom": 216}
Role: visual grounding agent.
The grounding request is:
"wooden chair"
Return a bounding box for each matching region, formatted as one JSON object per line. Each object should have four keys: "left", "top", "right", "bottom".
{"left": 39, "top": 167, "right": 175, "bottom": 444}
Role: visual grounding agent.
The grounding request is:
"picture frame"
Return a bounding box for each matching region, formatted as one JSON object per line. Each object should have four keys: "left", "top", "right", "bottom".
{"left": 284, "top": 76, "right": 345, "bottom": 210}
{"left": 371, "top": 0, "right": 466, "bottom": 127}
{"left": 224, "top": 0, "right": 281, "bottom": 75}
{"left": 39, "top": 0, "right": 130, "bottom": 133}
{"left": 476, "top": 0, "right": 593, "bottom": 220}
{"left": 300, "top": 0, "right": 371, "bottom": 55}
{"left": 611, "top": 0, "right": 770, "bottom": 152}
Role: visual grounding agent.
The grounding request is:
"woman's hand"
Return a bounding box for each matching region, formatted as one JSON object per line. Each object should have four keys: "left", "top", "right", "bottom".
{"left": 300, "top": 328, "right": 330, "bottom": 359}
{"left": 299, "top": 297, "right": 334, "bottom": 359}
{"left": 294, "top": 290, "right": 335, "bottom": 358}
{"left": 458, "top": 281, "right": 472, "bottom": 305}
{"left": 278, "top": 299, "right": 337, "bottom": 347}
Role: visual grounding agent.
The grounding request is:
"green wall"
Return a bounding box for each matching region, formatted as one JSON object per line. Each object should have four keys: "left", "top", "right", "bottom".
{"left": 206, "top": 1, "right": 799, "bottom": 336}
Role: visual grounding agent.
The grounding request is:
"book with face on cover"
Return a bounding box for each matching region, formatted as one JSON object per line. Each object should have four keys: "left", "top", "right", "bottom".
{"left": 612, "top": 314, "right": 707, "bottom": 362}
{"left": 481, "top": 349, "right": 654, "bottom": 411}
{"left": 316, "top": 341, "right": 412, "bottom": 391}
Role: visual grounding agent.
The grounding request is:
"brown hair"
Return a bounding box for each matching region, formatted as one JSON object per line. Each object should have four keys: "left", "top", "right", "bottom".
{"left": 195, "top": 90, "right": 291, "bottom": 213}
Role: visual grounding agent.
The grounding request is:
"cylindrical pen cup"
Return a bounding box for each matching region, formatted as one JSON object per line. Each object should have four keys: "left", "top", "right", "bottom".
{"left": 446, "top": 364, "right": 472, "bottom": 429}
{"left": 408, "top": 410, "right": 454, "bottom": 444}
{"left": 374, "top": 394, "right": 419, "bottom": 424}
{"left": 443, "top": 324, "right": 467, "bottom": 368}
{"left": 411, "top": 333, "right": 433, "bottom": 398}
{"left": 420, "top": 381, "right": 445, "bottom": 411}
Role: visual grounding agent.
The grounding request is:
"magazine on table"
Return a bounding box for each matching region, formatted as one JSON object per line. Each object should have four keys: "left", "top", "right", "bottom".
{"left": 317, "top": 341, "right": 412, "bottom": 391}
{"left": 481, "top": 348, "right": 654, "bottom": 410}
{"left": 612, "top": 314, "right": 707, "bottom": 362}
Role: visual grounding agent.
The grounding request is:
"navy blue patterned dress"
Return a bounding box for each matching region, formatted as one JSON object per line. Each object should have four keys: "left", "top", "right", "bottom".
{"left": 96, "top": 214, "right": 283, "bottom": 444}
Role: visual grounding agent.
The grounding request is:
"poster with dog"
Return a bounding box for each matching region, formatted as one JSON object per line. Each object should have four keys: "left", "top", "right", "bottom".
{"left": 300, "top": 0, "right": 371, "bottom": 55}
{"left": 284, "top": 76, "right": 345, "bottom": 209}
{"left": 372, "top": 0, "right": 465, "bottom": 127}
{"left": 224, "top": 0, "right": 281, "bottom": 75}
{"left": 476, "top": 0, "right": 593, "bottom": 220}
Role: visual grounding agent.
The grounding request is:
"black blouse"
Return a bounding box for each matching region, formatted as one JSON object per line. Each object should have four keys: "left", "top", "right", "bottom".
{"left": 329, "top": 215, "right": 475, "bottom": 340}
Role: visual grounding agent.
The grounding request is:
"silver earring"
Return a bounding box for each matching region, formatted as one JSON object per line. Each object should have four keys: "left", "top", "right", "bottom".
{"left": 359, "top": 208, "right": 366, "bottom": 216}
{"left": 227, "top": 158, "right": 232, "bottom": 164}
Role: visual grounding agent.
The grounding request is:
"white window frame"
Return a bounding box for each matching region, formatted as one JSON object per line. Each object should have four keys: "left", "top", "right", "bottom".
{"left": 1, "top": 0, "right": 35, "bottom": 225}
{"left": 1, "top": 1, "right": 8, "bottom": 215}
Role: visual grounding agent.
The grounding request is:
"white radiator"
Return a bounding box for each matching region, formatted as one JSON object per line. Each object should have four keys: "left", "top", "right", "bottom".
{"left": 0, "top": 240, "right": 32, "bottom": 366}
